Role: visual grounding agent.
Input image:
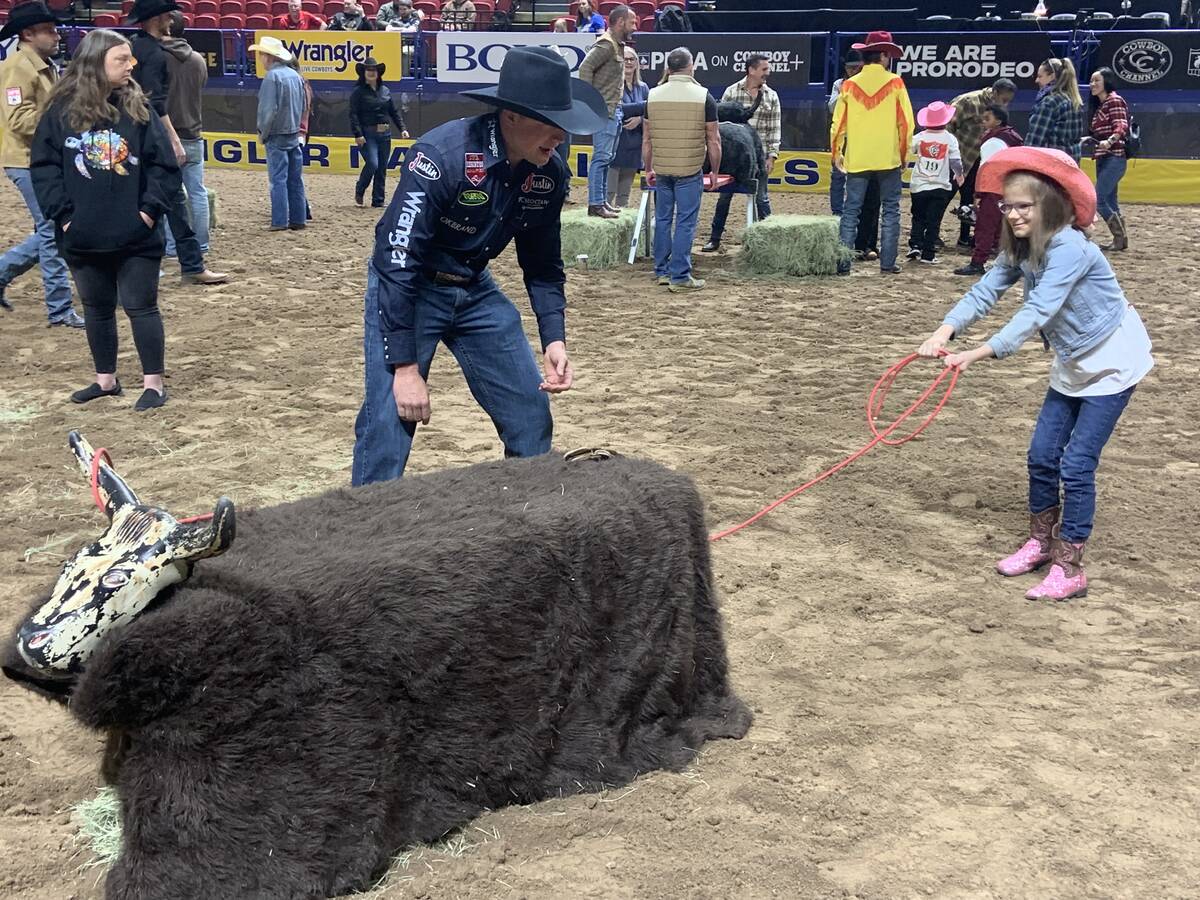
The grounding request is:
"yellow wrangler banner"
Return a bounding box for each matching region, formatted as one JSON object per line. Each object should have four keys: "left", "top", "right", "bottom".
{"left": 251, "top": 31, "right": 408, "bottom": 80}
{"left": 202, "top": 132, "right": 1200, "bottom": 206}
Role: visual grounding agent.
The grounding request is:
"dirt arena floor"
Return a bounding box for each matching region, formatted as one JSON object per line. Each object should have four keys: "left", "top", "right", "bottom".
{"left": 1, "top": 168, "right": 1198, "bottom": 900}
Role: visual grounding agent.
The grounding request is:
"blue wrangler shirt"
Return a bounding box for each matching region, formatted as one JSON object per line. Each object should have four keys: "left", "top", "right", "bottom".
{"left": 371, "top": 113, "right": 571, "bottom": 367}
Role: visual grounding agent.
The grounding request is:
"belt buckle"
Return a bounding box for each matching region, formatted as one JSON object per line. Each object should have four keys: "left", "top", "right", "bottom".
{"left": 433, "top": 271, "right": 469, "bottom": 286}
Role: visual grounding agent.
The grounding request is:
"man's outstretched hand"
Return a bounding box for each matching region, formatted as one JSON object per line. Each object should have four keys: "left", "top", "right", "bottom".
{"left": 540, "top": 341, "right": 574, "bottom": 393}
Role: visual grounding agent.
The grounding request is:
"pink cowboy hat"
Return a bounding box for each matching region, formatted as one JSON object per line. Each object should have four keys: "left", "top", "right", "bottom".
{"left": 851, "top": 30, "right": 903, "bottom": 58}
{"left": 917, "top": 101, "right": 956, "bottom": 128}
{"left": 978, "top": 147, "right": 1097, "bottom": 228}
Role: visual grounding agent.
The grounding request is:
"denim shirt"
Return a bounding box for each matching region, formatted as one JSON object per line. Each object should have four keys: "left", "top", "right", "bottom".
{"left": 942, "top": 227, "right": 1127, "bottom": 361}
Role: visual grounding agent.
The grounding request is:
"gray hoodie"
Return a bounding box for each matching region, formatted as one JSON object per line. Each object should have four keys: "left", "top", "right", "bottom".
{"left": 162, "top": 36, "right": 208, "bottom": 142}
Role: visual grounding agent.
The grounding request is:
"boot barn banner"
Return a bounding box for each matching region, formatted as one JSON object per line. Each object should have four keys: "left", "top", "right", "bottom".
{"left": 1097, "top": 32, "right": 1200, "bottom": 91}
{"left": 251, "top": 30, "right": 408, "bottom": 80}
{"left": 435, "top": 33, "right": 598, "bottom": 84}
{"left": 843, "top": 32, "right": 1057, "bottom": 91}
{"left": 197, "top": 131, "right": 1200, "bottom": 205}
{"left": 634, "top": 34, "right": 814, "bottom": 90}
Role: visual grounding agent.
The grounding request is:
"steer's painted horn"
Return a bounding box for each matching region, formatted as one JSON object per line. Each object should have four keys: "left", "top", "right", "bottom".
{"left": 173, "top": 497, "right": 237, "bottom": 562}
{"left": 68, "top": 430, "right": 141, "bottom": 518}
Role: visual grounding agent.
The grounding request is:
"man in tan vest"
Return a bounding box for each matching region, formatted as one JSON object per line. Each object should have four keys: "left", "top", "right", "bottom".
{"left": 642, "top": 47, "right": 720, "bottom": 293}
{"left": 0, "top": 0, "right": 81, "bottom": 324}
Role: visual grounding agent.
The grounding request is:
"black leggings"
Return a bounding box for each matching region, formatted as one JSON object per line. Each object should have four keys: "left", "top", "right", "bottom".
{"left": 70, "top": 254, "right": 165, "bottom": 376}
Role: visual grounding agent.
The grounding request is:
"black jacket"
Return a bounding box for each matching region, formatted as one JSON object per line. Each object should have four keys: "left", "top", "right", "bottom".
{"left": 30, "top": 99, "right": 181, "bottom": 259}
{"left": 349, "top": 83, "right": 405, "bottom": 137}
{"left": 130, "top": 31, "right": 170, "bottom": 118}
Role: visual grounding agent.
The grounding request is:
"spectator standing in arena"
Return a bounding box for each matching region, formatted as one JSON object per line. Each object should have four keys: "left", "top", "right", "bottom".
{"left": 827, "top": 49, "right": 862, "bottom": 217}
{"left": 579, "top": 4, "right": 637, "bottom": 219}
{"left": 947, "top": 77, "right": 1015, "bottom": 249}
{"left": 161, "top": 11, "right": 210, "bottom": 259}
{"left": 441, "top": 0, "right": 476, "bottom": 30}
{"left": 906, "top": 101, "right": 963, "bottom": 265}
{"left": 0, "top": 1, "right": 82, "bottom": 325}
{"left": 350, "top": 56, "right": 409, "bottom": 208}
{"left": 31, "top": 29, "right": 180, "bottom": 410}
{"left": 829, "top": 30, "right": 914, "bottom": 276}
{"left": 955, "top": 104, "right": 1023, "bottom": 276}
{"left": 351, "top": 47, "right": 608, "bottom": 484}
{"left": 642, "top": 47, "right": 721, "bottom": 293}
{"left": 576, "top": 0, "right": 605, "bottom": 32}
{"left": 325, "top": 0, "right": 374, "bottom": 30}
{"left": 1026, "top": 57, "right": 1084, "bottom": 161}
{"left": 1086, "top": 67, "right": 1130, "bottom": 252}
{"left": 606, "top": 45, "right": 647, "bottom": 210}
{"left": 701, "top": 52, "right": 780, "bottom": 253}
{"left": 129, "top": 0, "right": 227, "bottom": 284}
{"left": 275, "top": 0, "right": 325, "bottom": 29}
{"left": 252, "top": 36, "right": 308, "bottom": 231}
{"left": 376, "top": 0, "right": 423, "bottom": 31}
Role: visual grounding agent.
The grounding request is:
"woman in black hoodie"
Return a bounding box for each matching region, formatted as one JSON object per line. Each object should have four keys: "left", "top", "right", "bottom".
{"left": 31, "top": 28, "right": 180, "bottom": 410}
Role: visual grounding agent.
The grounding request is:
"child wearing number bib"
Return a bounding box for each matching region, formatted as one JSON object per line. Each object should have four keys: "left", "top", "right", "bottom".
{"left": 918, "top": 148, "right": 1153, "bottom": 602}
{"left": 907, "top": 101, "right": 963, "bottom": 264}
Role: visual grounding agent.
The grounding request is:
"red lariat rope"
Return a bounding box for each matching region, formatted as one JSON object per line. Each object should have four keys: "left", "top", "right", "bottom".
{"left": 710, "top": 352, "right": 960, "bottom": 542}
{"left": 89, "top": 448, "right": 213, "bottom": 524}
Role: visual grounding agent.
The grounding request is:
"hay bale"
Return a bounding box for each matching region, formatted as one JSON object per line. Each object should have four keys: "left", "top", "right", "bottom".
{"left": 738, "top": 214, "right": 852, "bottom": 277}
{"left": 559, "top": 208, "right": 636, "bottom": 270}
{"left": 74, "top": 786, "right": 122, "bottom": 867}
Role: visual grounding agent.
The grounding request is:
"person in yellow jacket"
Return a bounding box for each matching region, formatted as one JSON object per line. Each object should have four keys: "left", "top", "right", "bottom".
{"left": 0, "top": 0, "right": 81, "bottom": 323}
{"left": 829, "top": 30, "right": 914, "bottom": 276}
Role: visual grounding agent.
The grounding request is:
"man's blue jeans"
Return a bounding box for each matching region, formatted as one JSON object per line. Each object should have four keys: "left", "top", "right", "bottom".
{"left": 351, "top": 268, "right": 552, "bottom": 486}
{"left": 708, "top": 177, "right": 772, "bottom": 242}
{"left": 829, "top": 165, "right": 846, "bottom": 215}
{"left": 1028, "top": 385, "right": 1136, "bottom": 542}
{"left": 1, "top": 166, "right": 73, "bottom": 320}
{"left": 1094, "top": 155, "right": 1127, "bottom": 219}
{"left": 653, "top": 172, "right": 703, "bottom": 283}
{"left": 587, "top": 114, "right": 620, "bottom": 207}
{"left": 839, "top": 167, "right": 902, "bottom": 271}
{"left": 354, "top": 132, "right": 392, "bottom": 207}
{"left": 266, "top": 135, "right": 306, "bottom": 228}
{"left": 165, "top": 138, "right": 210, "bottom": 257}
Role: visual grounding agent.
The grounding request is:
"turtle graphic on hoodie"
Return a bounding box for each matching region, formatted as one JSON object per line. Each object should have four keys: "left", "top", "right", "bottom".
{"left": 64, "top": 130, "right": 139, "bottom": 179}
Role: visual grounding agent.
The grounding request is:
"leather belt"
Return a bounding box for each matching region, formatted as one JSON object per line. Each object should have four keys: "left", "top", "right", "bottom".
{"left": 374, "top": 124, "right": 391, "bottom": 133}
{"left": 425, "top": 270, "right": 472, "bottom": 286}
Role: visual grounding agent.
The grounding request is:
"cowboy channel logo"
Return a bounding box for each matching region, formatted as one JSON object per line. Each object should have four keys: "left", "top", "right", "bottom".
{"left": 1112, "top": 39, "right": 1173, "bottom": 85}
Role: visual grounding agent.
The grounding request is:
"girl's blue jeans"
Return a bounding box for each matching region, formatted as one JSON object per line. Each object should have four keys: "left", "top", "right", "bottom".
{"left": 1027, "top": 385, "right": 1135, "bottom": 542}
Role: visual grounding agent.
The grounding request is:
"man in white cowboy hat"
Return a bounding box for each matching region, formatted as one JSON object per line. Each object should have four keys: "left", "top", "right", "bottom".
{"left": 351, "top": 46, "right": 608, "bottom": 485}
{"left": 0, "top": 0, "right": 82, "bottom": 324}
{"left": 128, "top": 0, "right": 228, "bottom": 284}
{"left": 829, "top": 29, "right": 914, "bottom": 276}
{"left": 251, "top": 35, "right": 308, "bottom": 232}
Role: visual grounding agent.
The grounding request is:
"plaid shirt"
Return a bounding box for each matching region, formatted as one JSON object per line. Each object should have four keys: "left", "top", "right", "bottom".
{"left": 946, "top": 87, "right": 994, "bottom": 171}
{"left": 1026, "top": 88, "right": 1084, "bottom": 161}
{"left": 1089, "top": 92, "right": 1129, "bottom": 158}
{"left": 721, "top": 78, "right": 781, "bottom": 157}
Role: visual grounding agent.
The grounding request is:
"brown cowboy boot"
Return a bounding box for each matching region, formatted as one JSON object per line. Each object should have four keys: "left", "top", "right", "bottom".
{"left": 996, "top": 506, "right": 1059, "bottom": 576}
{"left": 1025, "top": 528, "right": 1088, "bottom": 601}
{"left": 1101, "top": 214, "right": 1128, "bottom": 252}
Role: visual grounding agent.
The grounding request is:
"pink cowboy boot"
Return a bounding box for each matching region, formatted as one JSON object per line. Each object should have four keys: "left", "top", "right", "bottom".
{"left": 1025, "top": 532, "right": 1088, "bottom": 601}
{"left": 996, "top": 507, "right": 1059, "bottom": 576}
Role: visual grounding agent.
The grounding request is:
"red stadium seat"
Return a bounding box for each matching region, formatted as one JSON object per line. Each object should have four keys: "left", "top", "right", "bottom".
{"left": 176, "top": 0, "right": 193, "bottom": 10}
{"left": 638, "top": 13, "right": 654, "bottom": 29}
{"left": 182, "top": 11, "right": 194, "bottom": 24}
{"left": 271, "top": 0, "right": 288, "bottom": 12}
{"left": 657, "top": 0, "right": 682, "bottom": 7}
{"left": 421, "top": 14, "right": 439, "bottom": 29}
{"left": 413, "top": 0, "right": 436, "bottom": 14}
{"left": 597, "top": 0, "right": 618, "bottom": 16}
{"left": 301, "top": 0, "right": 321, "bottom": 13}
{"left": 322, "top": 0, "right": 339, "bottom": 14}
{"left": 218, "top": 12, "right": 244, "bottom": 25}
{"left": 244, "top": 0, "right": 269, "bottom": 13}
{"left": 92, "top": 12, "right": 121, "bottom": 25}
{"left": 471, "top": 0, "right": 493, "bottom": 10}
{"left": 567, "top": 0, "right": 578, "bottom": 17}
{"left": 360, "top": 0, "right": 376, "bottom": 13}
{"left": 193, "top": 0, "right": 219, "bottom": 13}
{"left": 121, "top": 0, "right": 134, "bottom": 12}
{"left": 219, "top": 0, "right": 244, "bottom": 13}
{"left": 629, "top": 0, "right": 653, "bottom": 19}
{"left": 245, "top": 12, "right": 271, "bottom": 26}
{"left": 192, "top": 12, "right": 218, "bottom": 25}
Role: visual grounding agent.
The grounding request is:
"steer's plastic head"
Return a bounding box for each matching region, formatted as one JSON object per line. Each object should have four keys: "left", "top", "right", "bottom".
{"left": 15, "top": 432, "right": 235, "bottom": 675}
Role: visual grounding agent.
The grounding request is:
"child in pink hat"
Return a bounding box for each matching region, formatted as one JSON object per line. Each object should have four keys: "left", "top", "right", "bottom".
{"left": 907, "top": 101, "right": 963, "bottom": 264}
{"left": 917, "top": 147, "right": 1154, "bottom": 602}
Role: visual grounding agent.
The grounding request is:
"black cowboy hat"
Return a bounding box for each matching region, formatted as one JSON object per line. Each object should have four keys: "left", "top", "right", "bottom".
{"left": 460, "top": 46, "right": 608, "bottom": 136}
{"left": 355, "top": 56, "right": 386, "bottom": 79}
{"left": 0, "top": 1, "right": 63, "bottom": 41}
{"left": 125, "top": 0, "right": 181, "bottom": 24}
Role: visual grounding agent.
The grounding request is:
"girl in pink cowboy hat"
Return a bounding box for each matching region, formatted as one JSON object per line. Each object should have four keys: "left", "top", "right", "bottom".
{"left": 916, "top": 147, "right": 1154, "bottom": 602}
{"left": 907, "top": 100, "right": 963, "bottom": 264}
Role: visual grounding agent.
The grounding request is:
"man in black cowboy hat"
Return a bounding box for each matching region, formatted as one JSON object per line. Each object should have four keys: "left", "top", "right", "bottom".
{"left": 127, "top": 0, "right": 228, "bottom": 284}
{"left": 0, "top": 0, "right": 83, "bottom": 325}
{"left": 351, "top": 46, "right": 608, "bottom": 486}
